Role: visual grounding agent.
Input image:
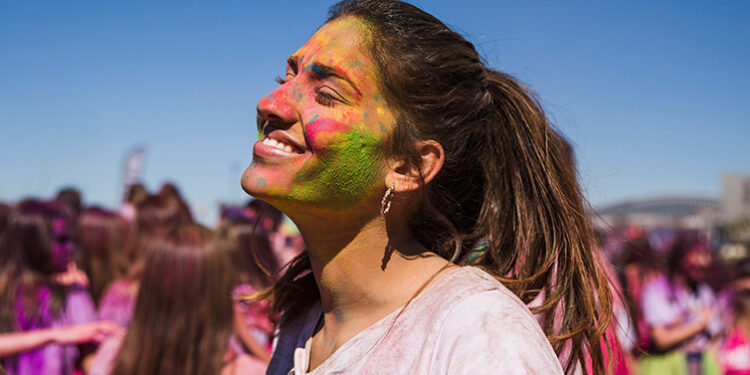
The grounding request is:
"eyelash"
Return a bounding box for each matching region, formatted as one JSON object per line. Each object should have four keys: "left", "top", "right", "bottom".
{"left": 315, "top": 89, "right": 337, "bottom": 107}
{"left": 273, "top": 75, "right": 339, "bottom": 107}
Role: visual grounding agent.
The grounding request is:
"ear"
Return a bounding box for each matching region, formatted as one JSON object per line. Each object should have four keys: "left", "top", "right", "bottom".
{"left": 385, "top": 140, "right": 444, "bottom": 192}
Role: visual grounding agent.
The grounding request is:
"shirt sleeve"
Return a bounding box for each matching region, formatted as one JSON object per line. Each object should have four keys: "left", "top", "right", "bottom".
{"left": 65, "top": 286, "right": 97, "bottom": 325}
{"left": 429, "top": 290, "right": 563, "bottom": 375}
{"left": 641, "top": 277, "right": 676, "bottom": 327}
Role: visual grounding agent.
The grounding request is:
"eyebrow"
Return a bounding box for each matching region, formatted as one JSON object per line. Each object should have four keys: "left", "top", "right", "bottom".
{"left": 288, "top": 57, "right": 362, "bottom": 97}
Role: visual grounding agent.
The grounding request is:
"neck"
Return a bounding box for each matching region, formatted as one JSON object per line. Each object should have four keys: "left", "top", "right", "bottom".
{"left": 288, "top": 206, "right": 452, "bottom": 343}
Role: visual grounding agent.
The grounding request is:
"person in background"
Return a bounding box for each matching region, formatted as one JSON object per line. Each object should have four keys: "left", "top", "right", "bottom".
{"left": 221, "top": 218, "right": 279, "bottom": 364}
{"left": 718, "top": 258, "right": 750, "bottom": 335}
{"left": 119, "top": 184, "right": 147, "bottom": 227}
{"left": 0, "top": 200, "right": 99, "bottom": 375}
{"left": 246, "top": 199, "right": 302, "bottom": 271}
{"left": 89, "top": 224, "right": 265, "bottom": 375}
{"left": 639, "top": 233, "right": 723, "bottom": 375}
{"left": 720, "top": 289, "right": 750, "bottom": 375}
{"left": 158, "top": 182, "right": 193, "bottom": 223}
{"left": 98, "top": 193, "right": 190, "bottom": 328}
{"left": 616, "top": 234, "right": 664, "bottom": 357}
{"left": 55, "top": 189, "right": 83, "bottom": 222}
{"left": 0, "top": 203, "right": 10, "bottom": 240}
{"left": 74, "top": 207, "right": 130, "bottom": 307}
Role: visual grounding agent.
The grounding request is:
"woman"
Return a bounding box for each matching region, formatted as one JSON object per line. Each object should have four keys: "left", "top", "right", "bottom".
{"left": 0, "top": 200, "right": 98, "bottom": 375}
{"left": 221, "top": 217, "right": 278, "bottom": 363}
{"left": 97, "top": 192, "right": 190, "bottom": 328}
{"left": 241, "top": 1, "right": 613, "bottom": 374}
{"left": 89, "top": 224, "right": 264, "bottom": 375}
{"left": 75, "top": 207, "right": 130, "bottom": 306}
{"left": 639, "top": 235, "right": 722, "bottom": 375}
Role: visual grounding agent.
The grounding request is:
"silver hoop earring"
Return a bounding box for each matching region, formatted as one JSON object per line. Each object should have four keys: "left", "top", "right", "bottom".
{"left": 380, "top": 184, "right": 395, "bottom": 216}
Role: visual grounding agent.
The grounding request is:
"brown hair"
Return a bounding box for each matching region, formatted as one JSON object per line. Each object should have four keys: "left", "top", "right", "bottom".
{"left": 75, "top": 207, "right": 129, "bottom": 305}
{"left": 221, "top": 221, "right": 279, "bottom": 290}
{"left": 266, "top": 1, "right": 613, "bottom": 374}
{"left": 127, "top": 193, "right": 191, "bottom": 267}
{"left": 111, "top": 224, "right": 234, "bottom": 375}
{"left": 0, "top": 201, "right": 70, "bottom": 334}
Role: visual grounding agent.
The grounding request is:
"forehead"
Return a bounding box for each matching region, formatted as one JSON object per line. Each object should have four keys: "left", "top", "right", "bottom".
{"left": 291, "top": 17, "right": 374, "bottom": 78}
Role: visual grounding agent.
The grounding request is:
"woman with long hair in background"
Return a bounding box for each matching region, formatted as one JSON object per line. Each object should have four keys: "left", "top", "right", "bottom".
{"left": 241, "top": 1, "right": 614, "bottom": 373}
{"left": 97, "top": 192, "right": 191, "bottom": 328}
{"left": 0, "top": 200, "right": 100, "bottom": 375}
{"left": 89, "top": 223, "right": 264, "bottom": 375}
{"left": 74, "top": 207, "right": 130, "bottom": 307}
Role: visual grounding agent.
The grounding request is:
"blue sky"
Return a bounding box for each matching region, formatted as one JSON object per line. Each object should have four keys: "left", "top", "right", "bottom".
{"left": 1, "top": 1, "right": 748, "bottom": 223}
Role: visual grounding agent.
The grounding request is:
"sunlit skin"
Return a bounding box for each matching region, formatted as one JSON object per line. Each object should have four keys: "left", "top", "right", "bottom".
{"left": 242, "top": 17, "right": 393, "bottom": 221}
{"left": 241, "top": 17, "right": 452, "bottom": 370}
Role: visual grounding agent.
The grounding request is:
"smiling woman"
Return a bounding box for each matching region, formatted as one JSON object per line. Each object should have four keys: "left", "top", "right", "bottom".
{"left": 241, "top": 1, "right": 614, "bottom": 374}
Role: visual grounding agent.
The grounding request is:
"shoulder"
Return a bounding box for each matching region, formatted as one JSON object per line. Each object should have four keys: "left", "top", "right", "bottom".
{"left": 427, "top": 268, "right": 563, "bottom": 374}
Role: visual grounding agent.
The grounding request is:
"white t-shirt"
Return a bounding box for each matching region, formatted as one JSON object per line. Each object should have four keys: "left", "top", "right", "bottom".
{"left": 266, "top": 266, "right": 563, "bottom": 375}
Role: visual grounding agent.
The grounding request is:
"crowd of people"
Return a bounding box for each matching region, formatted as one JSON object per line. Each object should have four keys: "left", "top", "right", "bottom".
{"left": 0, "top": 184, "right": 304, "bottom": 375}
{"left": 600, "top": 226, "right": 750, "bottom": 375}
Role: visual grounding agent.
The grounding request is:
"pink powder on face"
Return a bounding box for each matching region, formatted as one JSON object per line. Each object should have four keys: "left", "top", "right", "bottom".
{"left": 304, "top": 115, "right": 349, "bottom": 147}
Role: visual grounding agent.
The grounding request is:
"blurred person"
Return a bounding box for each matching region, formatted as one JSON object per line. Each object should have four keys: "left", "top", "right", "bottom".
{"left": 222, "top": 220, "right": 279, "bottom": 362}
{"left": 89, "top": 224, "right": 265, "bottom": 375}
{"left": 74, "top": 207, "right": 129, "bottom": 306}
{"left": 0, "top": 203, "right": 10, "bottom": 237}
{"left": 246, "top": 199, "right": 282, "bottom": 233}
{"left": 98, "top": 193, "right": 190, "bottom": 328}
{"left": 717, "top": 258, "right": 750, "bottom": 330}
{"left": 0, "top": 200, "right": 98, "bottom": 375}
{"left": 246, "top": 199, "right": 302, "bottom": 270}
{"left": 719, "top": 289, "right": 750, "bottom": 375}
{"left": 54, "top": 189, "right": 82, "bottom": 221}
{"left": 639, "top": 235, "right": 723, "bottom": 375}
{"left": 158, "top": 182, "right": 193, "bottom": 223}
{"left": 119, "top": 184, "right": 147, "bottom": 226}
{"left": 616, "top": 235, "right": 664, "bottom": 355}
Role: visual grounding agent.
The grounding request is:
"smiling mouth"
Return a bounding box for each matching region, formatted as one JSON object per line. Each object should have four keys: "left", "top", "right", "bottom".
{"left": 261, "top": 137, "right": 296, "bottom": 153}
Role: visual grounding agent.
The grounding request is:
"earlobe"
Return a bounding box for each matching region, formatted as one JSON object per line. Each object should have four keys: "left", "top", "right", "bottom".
{"left": 385, "top": 140, "right": 444, "bottom": 193}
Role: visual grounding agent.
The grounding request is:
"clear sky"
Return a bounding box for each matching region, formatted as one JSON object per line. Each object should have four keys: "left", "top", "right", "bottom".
{"left": 1, "top": 1, "right": 748, "bottom": 223}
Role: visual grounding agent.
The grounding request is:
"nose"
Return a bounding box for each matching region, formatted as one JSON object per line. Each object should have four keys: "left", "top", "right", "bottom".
{"left": 257, "top": 85, "right": 298, "bottom": 129}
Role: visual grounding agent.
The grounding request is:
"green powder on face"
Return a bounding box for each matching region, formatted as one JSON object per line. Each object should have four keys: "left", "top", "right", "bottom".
{"left": 291, "top": 129, "right": 382, "bottom": 207}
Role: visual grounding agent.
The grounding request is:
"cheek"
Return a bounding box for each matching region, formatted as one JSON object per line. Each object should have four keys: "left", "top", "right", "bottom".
{"left": 291, "top": 129, "right": 383, "bottom": 204}
{"left": 304, "top": 110, "right": 361, "bottom": 147}
{"left": 242, "top": 162, "right": 295, "bottom": 195}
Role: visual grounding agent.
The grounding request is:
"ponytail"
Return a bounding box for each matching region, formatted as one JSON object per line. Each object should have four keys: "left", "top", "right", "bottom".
{"left": 476, "top": 68, "right": 613, "bottom": 373}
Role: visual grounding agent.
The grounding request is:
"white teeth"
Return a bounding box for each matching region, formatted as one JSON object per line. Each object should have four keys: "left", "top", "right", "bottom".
{"left": 262, "top": 137, "right": 296, "bottom": 153}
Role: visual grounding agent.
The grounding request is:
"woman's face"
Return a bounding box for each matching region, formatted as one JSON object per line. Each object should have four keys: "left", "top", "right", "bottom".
{"left": 241, "top": 17, "right": 395, "bottom": 214}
